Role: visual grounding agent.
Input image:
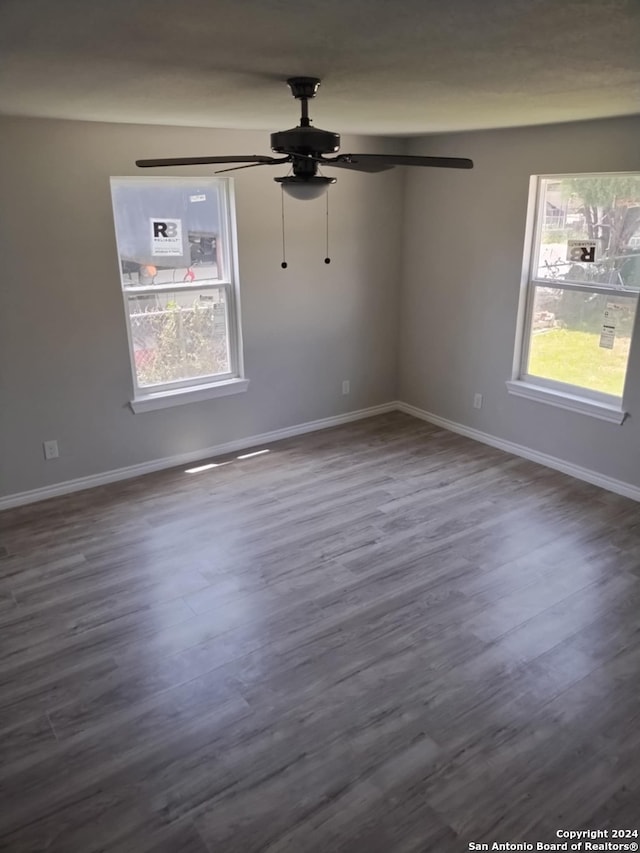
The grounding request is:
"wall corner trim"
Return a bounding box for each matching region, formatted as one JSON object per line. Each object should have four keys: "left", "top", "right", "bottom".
{"left": 396, "top": 401, "right": 640, "bottom": 503}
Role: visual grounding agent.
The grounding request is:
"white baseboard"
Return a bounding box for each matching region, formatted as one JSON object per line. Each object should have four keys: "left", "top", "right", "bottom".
{"left": 0, "top": 402, "right": 396, "bottom": 511}
{"left": 3, "top": 399, "right": 638, "bottom": 510}
{"left": 396, "top": 401, "right": 640, "bottom": 503}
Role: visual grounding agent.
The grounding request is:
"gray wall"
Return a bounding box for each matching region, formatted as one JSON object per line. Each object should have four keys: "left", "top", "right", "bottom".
{"left": 399, "top": 115, "right": 640, "bottom": 488}
{"left": 0, "top": 117, "right": 403, "bottom": 498}
{"left": 4, "top": 113, "right": 640, "bottom": 502}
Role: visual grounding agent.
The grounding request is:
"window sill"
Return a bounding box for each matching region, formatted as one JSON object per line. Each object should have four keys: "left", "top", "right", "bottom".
{"left": 505, "top": 380, "right": 626, "bottom": 424}
{"left": 130, "top": 378, "right": 249, "bottom": 413}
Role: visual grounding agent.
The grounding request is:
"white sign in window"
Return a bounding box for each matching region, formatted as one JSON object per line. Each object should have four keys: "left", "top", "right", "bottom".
{"left": 566, "top": 239, "right": 598, "bottom": 263}
{"left": 150, "top": 217, "right": 184, "bottom": 256}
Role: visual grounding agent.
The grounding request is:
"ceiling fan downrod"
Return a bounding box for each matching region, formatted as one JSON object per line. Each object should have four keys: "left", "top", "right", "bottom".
{"left": 286, "top": 77, "right": 321, "bottom": 127}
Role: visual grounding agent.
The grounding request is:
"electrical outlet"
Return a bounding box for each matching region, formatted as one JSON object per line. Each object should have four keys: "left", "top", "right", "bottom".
{"left": 342, "top": 380, "right": 350, "bottom": 395}
{"left": 473, "top": 393, "right": 483, "bottom": 409}
{"left": 43, "top": 440, "right": 59, "bottom": 460}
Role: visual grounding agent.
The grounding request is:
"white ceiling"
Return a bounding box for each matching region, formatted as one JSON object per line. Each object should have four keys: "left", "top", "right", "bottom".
{"left": 0, "top": 0, "right": 639, "bottom": 135}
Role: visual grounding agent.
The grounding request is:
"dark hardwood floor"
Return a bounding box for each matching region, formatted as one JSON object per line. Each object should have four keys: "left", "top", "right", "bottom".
{"left": 0, "top": 412, "right": 639, "bottom": 852}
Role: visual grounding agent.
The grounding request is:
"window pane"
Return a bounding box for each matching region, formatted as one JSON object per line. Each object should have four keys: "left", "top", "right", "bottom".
{"left": 111, "top": 178, "right": 226, "bottom": 287}
{"left": 536, "top": 175, "right": 640, "bottom": 290}
{"left": 127, "top": 288, "right": 230, "bottom": 387}
{"left": 526, "top": 286, "right": 637, "bottom": 397}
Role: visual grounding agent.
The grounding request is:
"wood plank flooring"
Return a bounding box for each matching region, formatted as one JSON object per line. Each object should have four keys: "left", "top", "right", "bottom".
{"left": 0, "top": 412, "right": 639, "bottom": 852}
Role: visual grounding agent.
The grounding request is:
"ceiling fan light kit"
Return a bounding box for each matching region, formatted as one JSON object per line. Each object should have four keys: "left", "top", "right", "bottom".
{"left": 274, "top": 174, "right": 336, "bottom": 200}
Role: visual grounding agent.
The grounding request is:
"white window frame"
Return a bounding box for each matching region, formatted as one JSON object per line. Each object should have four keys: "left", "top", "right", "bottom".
{"left": 110, "top": 177, "right": 248, "bottom": 413}
{"left": 507, "top": 172, "right": 640, "bottom": 424}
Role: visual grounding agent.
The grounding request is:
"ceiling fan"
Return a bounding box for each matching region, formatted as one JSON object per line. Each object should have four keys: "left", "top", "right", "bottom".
{"left": 136, "top": 77, "right": 473, "bottom": 200}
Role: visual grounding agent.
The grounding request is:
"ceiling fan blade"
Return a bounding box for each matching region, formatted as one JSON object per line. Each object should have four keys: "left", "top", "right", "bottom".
{"left": 215, "top": 162, "right": 278, "bottom": 174}
{"left": 322, "top": 154, "right": 474, "bottom": 172}
{"left": 318, "top": 157, "right": 393, "bottom": 173}
{"left": 135, "top": 155, "right": 289, "bottom": 168}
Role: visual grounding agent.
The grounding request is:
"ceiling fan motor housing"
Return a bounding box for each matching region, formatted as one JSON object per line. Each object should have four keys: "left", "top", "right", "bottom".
{"left": 270, "top": 126, "right": 340, "bottom": 156}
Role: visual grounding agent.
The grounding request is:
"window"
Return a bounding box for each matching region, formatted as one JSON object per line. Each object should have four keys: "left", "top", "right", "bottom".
{"left": 509, "top": 173, "right": 640, "bottom": 422}
{"left": 110, "top": 177, "right": 247, "bottom": 412}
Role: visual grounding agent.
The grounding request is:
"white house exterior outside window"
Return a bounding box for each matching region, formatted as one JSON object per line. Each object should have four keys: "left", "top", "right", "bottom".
{"left": 110, "top": 177, "right": 247, "bottom": 412}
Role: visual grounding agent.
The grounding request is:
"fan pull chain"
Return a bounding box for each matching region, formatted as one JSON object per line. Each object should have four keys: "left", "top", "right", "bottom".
{"left": 280, "top": 185, "right": 288, "bottom": 269}
{"left": 324, "top": 190, "right": 331, "bottom": 264}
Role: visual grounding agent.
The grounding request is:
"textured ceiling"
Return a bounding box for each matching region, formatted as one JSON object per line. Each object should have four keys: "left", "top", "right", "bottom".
{"left": 0, "top": 0, "right": 639, "bottom": 135}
